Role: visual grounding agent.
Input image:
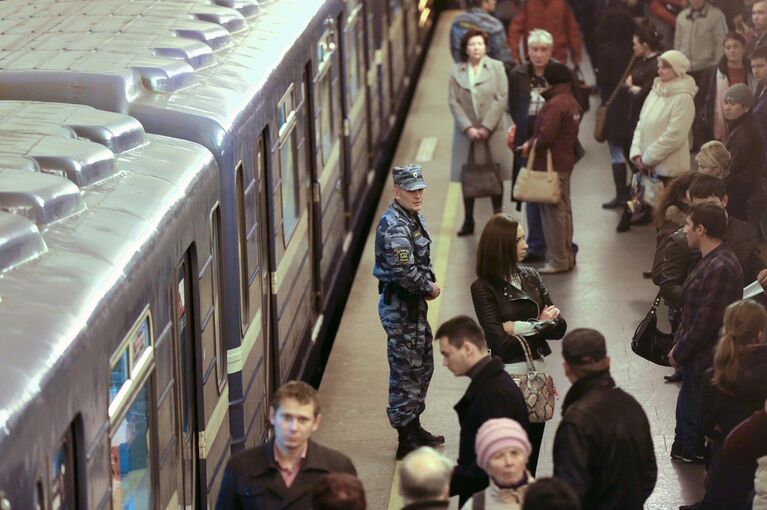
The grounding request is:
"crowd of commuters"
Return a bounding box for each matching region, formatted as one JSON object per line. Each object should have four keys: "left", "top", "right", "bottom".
{"left": 212, "top": 0, "right": 767, "bottom": 508}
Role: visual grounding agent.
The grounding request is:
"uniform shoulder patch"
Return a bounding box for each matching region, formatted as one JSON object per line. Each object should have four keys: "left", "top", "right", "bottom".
{"left": 395, "top": 248, "right": 410, "bottom": 264}
{"left": 413, "top": 230, "right": 422, "bottom": 238}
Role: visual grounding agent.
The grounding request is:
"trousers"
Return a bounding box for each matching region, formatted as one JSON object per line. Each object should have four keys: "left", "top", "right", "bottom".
{"left": 540, "top": 172, "right": 574, "bottom": 270}
{"left": 674, "top": 368, "right": 703, "bottom": 453}
{"left": 379, "top": 293, "right": 434, "bottom": 428}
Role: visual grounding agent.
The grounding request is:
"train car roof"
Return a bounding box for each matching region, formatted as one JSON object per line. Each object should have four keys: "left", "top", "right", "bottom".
{"left": 0, "top": 100, "right": 218, "bottom": 439}
{"left": 0, "top": 0, "right": 327, "bottom": 153}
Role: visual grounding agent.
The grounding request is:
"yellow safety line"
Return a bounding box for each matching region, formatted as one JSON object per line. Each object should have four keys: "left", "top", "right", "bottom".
{"left": 387, "top": 181, "right": 461, "bottom": 510}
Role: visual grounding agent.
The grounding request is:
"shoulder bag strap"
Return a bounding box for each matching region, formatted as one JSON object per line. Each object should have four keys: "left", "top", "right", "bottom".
{"left": 605, "top": 54, "right": 637, "bottom": 108}
{"left": 651, "top": 289, "right": 663, "bottom": 311}
{"left": 514, "top": 335, "right": 536, "bottom": 372}
{"left": 527, "top": 140, "right": 537, "bottom": 169}
{"left": 546, "top": 149, "right": 554, "bottom": 179}
{"left": 468, "top": 140, "right": 476, "bottom": 165}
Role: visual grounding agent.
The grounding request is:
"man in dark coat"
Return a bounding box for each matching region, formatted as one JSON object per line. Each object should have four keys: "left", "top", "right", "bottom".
{"left": 659, "top": 174, "right": 767, "bottom": 309}
{"left": 553, "top": 328, "right": 657, "bottom": 510}
{"left": 670, "top": 204, "right": 743, "bottom": 462}
{"left": 435, "top": 315, "right": 529, "bottom": 506}
{"left": 215, "top": 381, "right": 356, "bottom": 510}
{"left": 723, "top": 83, "right": 766, "bottom": 223}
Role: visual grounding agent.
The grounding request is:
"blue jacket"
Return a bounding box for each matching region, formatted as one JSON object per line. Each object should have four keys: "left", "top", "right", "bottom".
{"left": 450, "top": 8, "right": 515, "bottom": 73}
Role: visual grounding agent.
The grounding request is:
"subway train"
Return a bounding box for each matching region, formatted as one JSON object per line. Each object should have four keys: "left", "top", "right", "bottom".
{"left": 0, "top": 0, "right": 437, "bottom": 508}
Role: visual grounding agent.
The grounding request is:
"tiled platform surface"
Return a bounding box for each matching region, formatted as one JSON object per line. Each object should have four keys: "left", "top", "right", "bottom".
{"left": 316, "top": 11, "right": 704, "bottom": 509}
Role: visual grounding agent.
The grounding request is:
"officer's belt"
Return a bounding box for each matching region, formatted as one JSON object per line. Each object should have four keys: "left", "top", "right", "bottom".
{"left": 378, "top": 282, "right": 421, "bottom": 321}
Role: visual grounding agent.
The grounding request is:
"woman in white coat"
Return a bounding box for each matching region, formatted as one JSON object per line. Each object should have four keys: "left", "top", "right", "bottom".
{"left": 630, "top": 50, "right": 697, "bottom": 182}
{"left": 449, "top": 28, "right": 513, "bottom": 236}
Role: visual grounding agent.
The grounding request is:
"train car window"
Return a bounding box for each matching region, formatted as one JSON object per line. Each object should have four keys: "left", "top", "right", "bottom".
{"left": 175, "top": 261, "right": 193, "bottom": 437}
{"left": 51, "top": 430, "right": 76, "bottom": 510}
{"left": 345, "top": 0, "right": 365, "bottom": 105}
{"left": 35, "top": 480, "right": 44, "bottom": 510}
{"left": 211, "top": 206, "right": 226, "bottom": 387}
{"left": 317, "top": 26, "right": 338, "bottom": 165}
{"left": 234, "top": 163, "right": 250, "bottom": 328}
{"left": 278, "top": 85, "right": 300, "bottom": 243}
{"left": 110, "top": 383, "right": 152, "bottom": 510}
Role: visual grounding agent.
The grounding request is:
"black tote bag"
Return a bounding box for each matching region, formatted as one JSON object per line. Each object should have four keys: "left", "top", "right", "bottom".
{"left": 460, "top": 140, "right": 503, "bottom": 198}
{"left": 631, "top": 291, "right": 674, "bottom": 367}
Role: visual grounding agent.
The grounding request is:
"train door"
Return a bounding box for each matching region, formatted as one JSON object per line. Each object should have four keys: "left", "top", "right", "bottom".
{"left": 233, "top": 130, "right": 273, "bottom": 449}
{"left": 173, "top": 254, "right": 199, "bottom": 509}
{"left": 343, "top": 0, "right": 372, "bottom": 227}
{"left": 387, "top": 0, "right": 406, "bottom": 114}
{"left": 307, "top": 17, "right": 347, "bottom": 311}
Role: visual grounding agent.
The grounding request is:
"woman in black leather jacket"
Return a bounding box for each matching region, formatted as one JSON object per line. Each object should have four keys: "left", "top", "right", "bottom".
{"left": 470, "top": 213, "right": 567, "bottom": 474}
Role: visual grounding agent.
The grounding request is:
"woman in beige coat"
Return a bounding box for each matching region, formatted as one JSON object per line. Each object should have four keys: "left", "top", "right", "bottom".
{"left": 449, "top": 28, "right": 513, "bottom": 236}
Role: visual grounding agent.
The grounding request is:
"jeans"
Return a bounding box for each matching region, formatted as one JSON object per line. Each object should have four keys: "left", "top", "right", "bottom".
{"left": 674, "top": 368, "right": 703, "bottom": 453}
{"left": 526, "top": 202, "right": 546, "bottom": 255}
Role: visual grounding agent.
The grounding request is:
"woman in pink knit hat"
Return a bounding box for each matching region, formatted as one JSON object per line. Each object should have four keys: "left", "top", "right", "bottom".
{"left": 461, "top": 418, "right": 534, "bottom": 509}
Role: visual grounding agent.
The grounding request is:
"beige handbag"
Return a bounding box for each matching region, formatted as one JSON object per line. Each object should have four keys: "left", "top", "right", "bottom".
{"left": 512, "top": 142, "right": 560, "bottom": 204}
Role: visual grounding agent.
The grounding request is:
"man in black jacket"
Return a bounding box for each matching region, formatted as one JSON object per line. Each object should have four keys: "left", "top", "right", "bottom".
{"left": 215, "top": 381, "right": 357, "bottom": 510}
{"left": 435, "top": 315, "right": 529, "bottom": 506}
{"left": 553, "top": 329, "right": 657, "bottom": 510}
{"left": 724, "top": 83, "right": 766, "bottom": 222}
{"left": 659, "top": 174, "right": 767, "bottom": 309}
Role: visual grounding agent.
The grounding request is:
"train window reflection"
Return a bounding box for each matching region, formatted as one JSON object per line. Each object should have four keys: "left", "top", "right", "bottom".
{"left": 319, "top": 73, "right": 333, "bottom": 164}
{"left": 280, "top": 133, "right": 300, "bottom": 240}
{"left": 51, "top": 434, "right": 76, "bottom": 510}
{"left": 346, "top": 19, "right": 364, "bottom": 105}
{"left": 110, "top": 349, "right": 129, "bottom": 404}
{"left": 110, "top": 384, "right": 152, "bottom": 510}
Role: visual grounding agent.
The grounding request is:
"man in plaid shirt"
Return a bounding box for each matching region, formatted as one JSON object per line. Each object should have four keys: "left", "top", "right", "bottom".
{"left": 670, "top": 203, "right": 743, "bottom": 463}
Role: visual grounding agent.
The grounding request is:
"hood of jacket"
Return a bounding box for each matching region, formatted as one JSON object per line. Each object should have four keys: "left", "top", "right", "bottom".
{"left": 665, "top": 204, "right": 688, "bottom": 226}
{"left": 542, "top": 82, "right": 573, "bottom": 100}
{"left": 651, "top": 74, "right": 698, "bottom": 98}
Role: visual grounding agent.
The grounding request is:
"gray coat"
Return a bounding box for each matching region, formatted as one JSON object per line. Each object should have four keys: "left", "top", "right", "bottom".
{"left": 449, "top": 57, "right": 513, "bottom": 182}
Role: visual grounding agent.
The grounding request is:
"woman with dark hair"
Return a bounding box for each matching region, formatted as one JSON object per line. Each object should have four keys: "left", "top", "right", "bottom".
{"left": 595, "top": 0, "right": 637, "bottom": 209}
{"left": 626, "top": 24, "right": 664, "bottom": 131}
{"left": 449, "top": 28, "right": 513, "bottom": 236}
{"left": 470, "top": 213, "right": 567, "bottom": 475}
{"left": 698, "top": 32, "right": 755, "bottom": 144}
{"left": 696, "top": 300, "right": 767, "bottom": 509}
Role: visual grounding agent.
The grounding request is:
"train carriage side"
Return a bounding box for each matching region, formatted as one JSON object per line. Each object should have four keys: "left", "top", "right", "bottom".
{"left": 0, "top": 102, "right": 224, "bottom": 509}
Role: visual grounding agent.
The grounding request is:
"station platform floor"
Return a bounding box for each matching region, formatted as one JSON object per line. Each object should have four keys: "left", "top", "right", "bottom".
{"left": 316, "top": 11, "right": 705, "bottom": 509}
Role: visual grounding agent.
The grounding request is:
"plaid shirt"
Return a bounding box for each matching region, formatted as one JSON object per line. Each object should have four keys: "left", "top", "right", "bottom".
{"left": 674, "top": 245, "right": 743, "bottom": 374}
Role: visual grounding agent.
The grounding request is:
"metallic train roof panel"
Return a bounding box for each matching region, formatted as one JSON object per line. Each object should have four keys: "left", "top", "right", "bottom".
{"left": 0, "top": 212, "right": 47, "bottom": 273}
{"left": 0, "top": 0, "right": 324, "bottom": 150}
{"left": 0, "top": 170, "right": 84, "bottom": 226}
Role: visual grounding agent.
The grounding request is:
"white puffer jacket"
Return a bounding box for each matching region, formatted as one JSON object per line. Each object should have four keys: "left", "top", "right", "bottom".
{"left": 630, "top": 75, "right": 698, "bottom": 177}
{"left": 755, "top": 455, "right": 767, "bottom": 510}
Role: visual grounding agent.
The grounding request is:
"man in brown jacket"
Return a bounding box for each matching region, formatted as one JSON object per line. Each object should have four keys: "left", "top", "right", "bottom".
{"left": 507, "top": 0, "right": 583, "bottom": 65}
{"left": 520, "top": 63, "right": 582, "bottom": 273}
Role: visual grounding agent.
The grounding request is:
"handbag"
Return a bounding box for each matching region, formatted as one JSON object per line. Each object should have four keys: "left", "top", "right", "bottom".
{"left": 594, "top": 55, "right": 636, "bottom": 143}
{"left": 512, "top": 142, "right": 560, "bottom": 204}
{"left": 460, "top": 140, "right": 503, "bottom": 198}
{"left": 509, "top": 336, "right": 557, "bottom": 423}
{"left": 631, "top": 291, "right": 674, "bottom": 367}
{"left": 572, "top": 66, "right": 591, "bottom": 113}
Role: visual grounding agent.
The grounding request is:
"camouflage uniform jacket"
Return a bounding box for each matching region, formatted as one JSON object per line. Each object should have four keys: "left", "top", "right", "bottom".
{"left": 450, "top": 8, "right": 515, "bottom": 73}
{"left": 373, "top": 200, "right": 435, "bottom": 297}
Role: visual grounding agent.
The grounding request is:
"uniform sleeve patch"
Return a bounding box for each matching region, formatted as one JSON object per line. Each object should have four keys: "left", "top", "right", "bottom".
{"left": 395, "top": 248, "right": 410, "bottom": 264}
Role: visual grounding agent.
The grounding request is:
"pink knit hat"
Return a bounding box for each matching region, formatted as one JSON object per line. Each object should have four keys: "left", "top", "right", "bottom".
{"left": 475, "top": 418, "right": 532, "bottom": 471}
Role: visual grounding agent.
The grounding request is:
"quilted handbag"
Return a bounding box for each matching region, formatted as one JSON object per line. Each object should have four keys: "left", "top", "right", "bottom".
{"left": 460, "top": 140, "right": 503, "bottom": 199}
{"left": 512, "top": 142, "right": 560, "bottom": 204}
{"left": 631, "top": 291, "right": 674, "bottom": 367}
{"left": 509, "top": 336, "right": 557, "bottom": 423}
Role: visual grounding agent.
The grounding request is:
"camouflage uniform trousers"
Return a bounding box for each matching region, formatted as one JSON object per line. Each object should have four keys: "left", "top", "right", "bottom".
{"left": 378, "top": 293, "right": 434, "bottom": 428}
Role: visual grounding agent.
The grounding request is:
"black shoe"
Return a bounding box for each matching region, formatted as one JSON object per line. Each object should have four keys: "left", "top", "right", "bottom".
{"left": 642, "top": 271, "right": 653, "bottom": 279}
{"left": 412, "top": 418, "right": 444, "bottom": 446}
{"left": 617, "top": 208, "right": 631, "bottom": 232}
{"left": 522, "top": 252, "right": 545, "bottom": 263}
{"left": 680, "top": 449, "right": 705, "bottom": 464}
{"left": 670, "top": 443, "right": 683, "bottom": 461}
{"left": 664, "top": 370, "right": 682, "bottom": 383}
{"left": 602, "top": 196, "right": 625, "bottom": 209}
{"left": 457, "top": 219, "right": 475, "bottom": 237}
{"left": 395, "top": 425, "right": 421, "bottom": 460}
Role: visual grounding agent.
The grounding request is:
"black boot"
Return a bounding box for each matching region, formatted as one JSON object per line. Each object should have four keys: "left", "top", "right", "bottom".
{"left": 491, "top": 194, "right": 503, "bottom": 214}
{"left": 457, "top": 197, "right": 475, "bottom": 236}
{"left": 602, "top": 163, "right": 629, "bottom": 209}
{"left": 395, "top": 423, "right": 421, "bottom": 460}
{"left": 412, "top": 417, "right": 445, "bottom": 446}
{"left": 617, "top": 206, "right": 631, "bottom": 232}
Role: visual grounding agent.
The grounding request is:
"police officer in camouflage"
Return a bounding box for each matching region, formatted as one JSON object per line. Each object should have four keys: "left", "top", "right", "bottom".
{"left": 374, "top": 164, "right": 444, "bottom": 460}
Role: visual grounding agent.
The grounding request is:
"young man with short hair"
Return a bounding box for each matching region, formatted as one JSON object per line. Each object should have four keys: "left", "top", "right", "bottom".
{"left": 553, "top": 328, "right": 657, "bottom": 510}
{"left": 749, "top": 0, "right": 767, "bottom": 55}
{"left": 670, "top": 204, "right": 744, "bottom": 463}
{"left": 215, "top": 381, "right": 356, "bottom": 510}
{"left": 435, "top": 315, "right": 528, "bottom": 506}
